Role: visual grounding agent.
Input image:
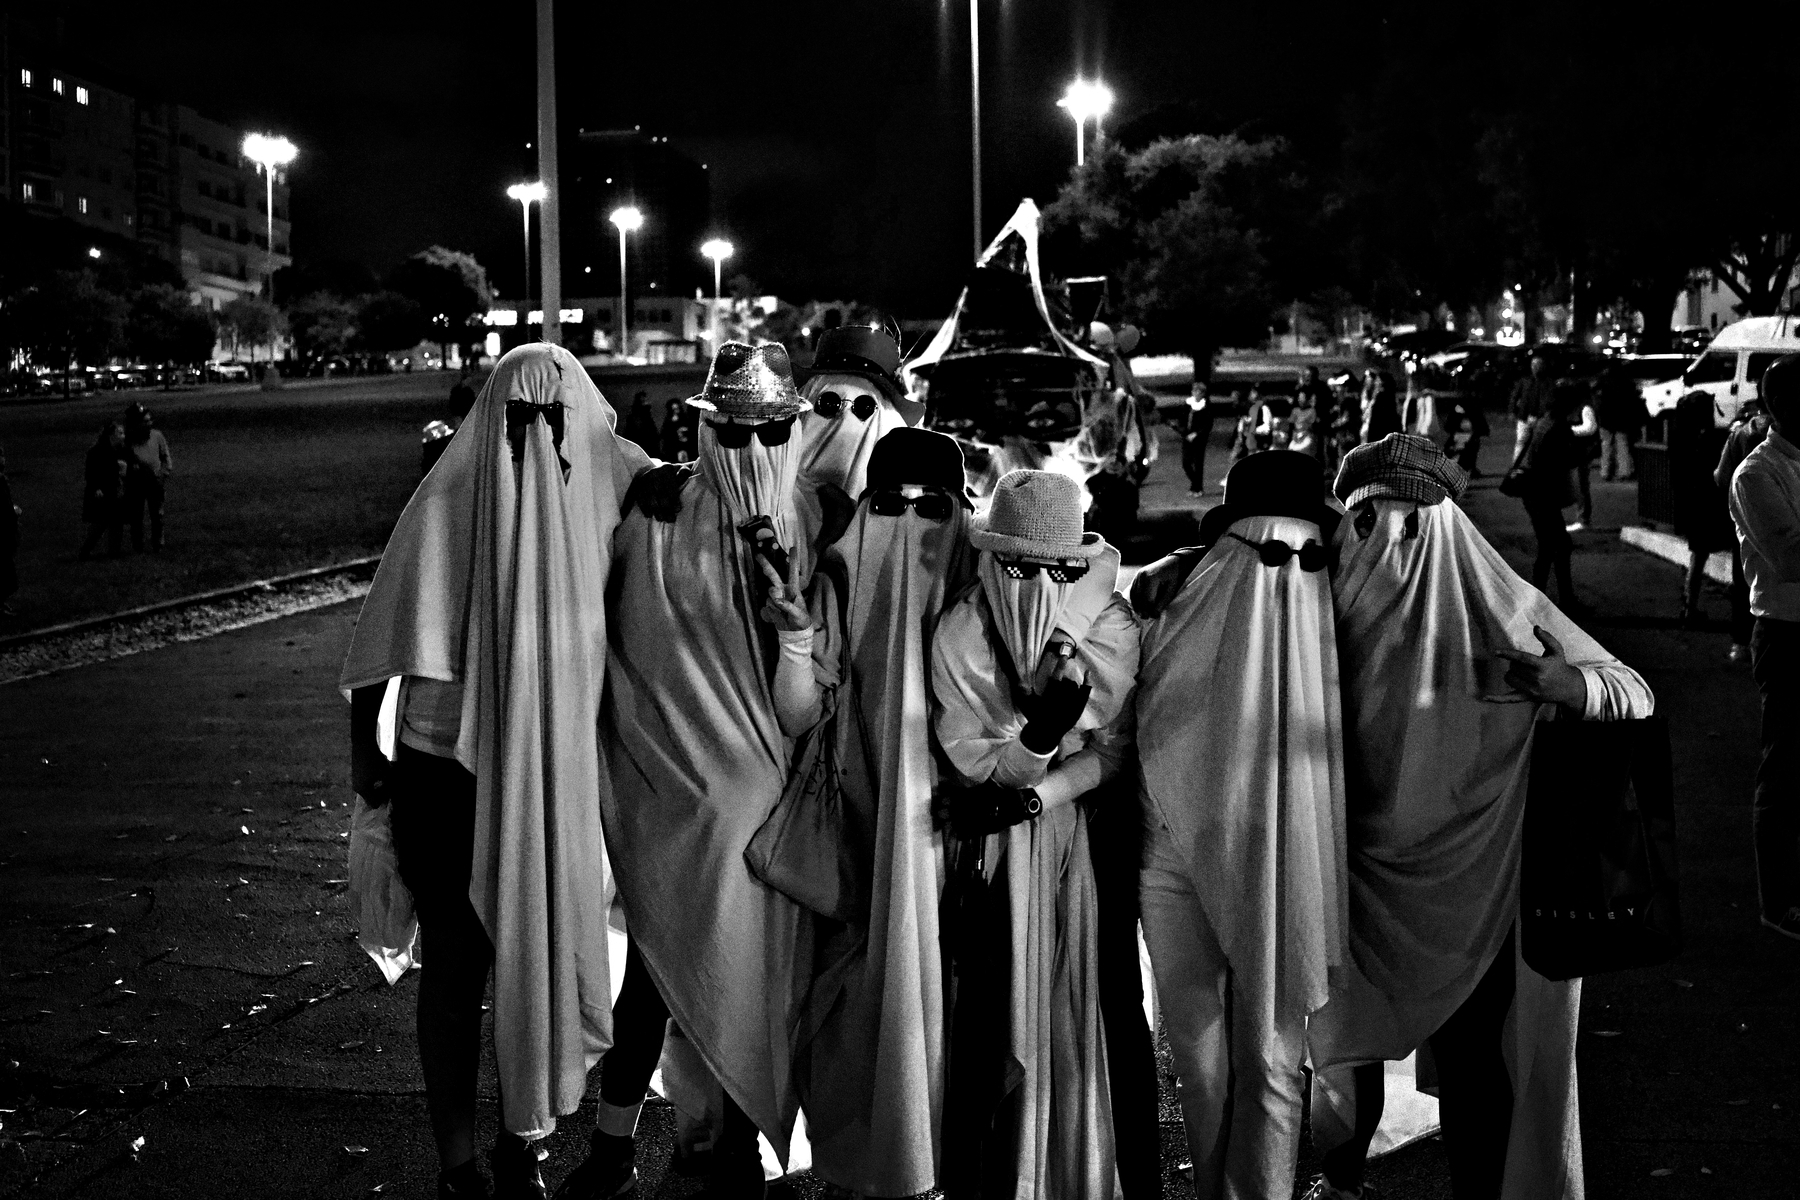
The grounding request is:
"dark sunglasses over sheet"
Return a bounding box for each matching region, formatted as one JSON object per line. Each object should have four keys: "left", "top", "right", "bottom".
{"left": 707, "top": 416, "right": 796, "bottom": 448}
{"left": 505, "top": 400, "right": 570, "bottom": 477}
{"left": 868, "top": 490, "right": 953, "bottom": 521}
{"left": 997, "top": 556, "right": 1090, "bottom": 583}
{"left": 1229, "top": 532, "right": 1332, "bottom": 572}
{"left": 813, "top": 391, "right": 879, "bottom": 421}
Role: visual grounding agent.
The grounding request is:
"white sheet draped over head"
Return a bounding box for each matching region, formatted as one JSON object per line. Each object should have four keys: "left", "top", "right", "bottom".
{"left": 798, "top": 375, "right": 906, "bottom": 499}
{"left": 1135, "top": 513, "right": 1349, "bottom": 1027}
{"left": 799, "top": 488, "right": 974, "bottom": 1195}
{"left": 339, "top": 343, "right": 648, "bottom": 1138}
{"left": 1308, "top": 496, "right": 1648, "bottom": 1198}
{"left": 701, "top": 417, "right": 803, "bottom": 540}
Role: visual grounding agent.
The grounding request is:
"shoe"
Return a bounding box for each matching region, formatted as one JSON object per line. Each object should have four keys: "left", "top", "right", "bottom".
{"left": 1729, "top": 643, "right": 1751, "bottom": 664}
{"left": 441, "top": 1158, "right": 493, "bottom": 1199}
{"left": 1188, "top": 488, "right": 1203, "bottom": 497}
{"left": 492, "top": 1134, "right": 549, "bottom": 1200}
{"left": 552, "top": 1132, "right": 636, "bottom": 1200}
{"left": 703, "top": 1148, "right": 766, "bottom": 1200}
{"left": 1564, "top": 520, "right": 1587, "bottom": 532}
{"left": 1761, "top": 906, "right": 1800, "bottom": 942}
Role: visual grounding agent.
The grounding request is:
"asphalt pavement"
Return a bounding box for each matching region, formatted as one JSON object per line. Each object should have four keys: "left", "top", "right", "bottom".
{"left": 1, "top": 419, "right": 1796, "bottom": 1199}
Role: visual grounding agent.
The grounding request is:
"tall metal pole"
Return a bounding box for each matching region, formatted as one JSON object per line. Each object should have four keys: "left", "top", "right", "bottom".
{"left": 712, "top": 258, "right": 723, "bottom": 352}
{"left": 617, "top": 226, "right": 629, "bottom": 357}
{"left": 520, "top": 201, "right": 533, "bottom": 310}
{"left": 263, "top": 169, "right": 276, "bottom": 303}
{"left": 969, "top": 0, "right": 981, "bottom": 260}
{"left": 535, "top": 0, "right": 562, "bottom": 347}
{"left": 1075, "top": 120, "right": 1085, "bottom": 167}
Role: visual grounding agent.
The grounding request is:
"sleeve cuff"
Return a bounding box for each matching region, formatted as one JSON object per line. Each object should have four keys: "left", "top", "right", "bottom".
{"left": 1577, "top": 665, "right": 1602, "bottom": 720}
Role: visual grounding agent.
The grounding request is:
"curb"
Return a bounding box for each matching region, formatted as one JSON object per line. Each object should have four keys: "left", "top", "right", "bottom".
{"left": 1618, "top": 525, "right": 1732, "bottom": 586}
{"left": 0, "top": 556, "right": 383, "bottom": 651}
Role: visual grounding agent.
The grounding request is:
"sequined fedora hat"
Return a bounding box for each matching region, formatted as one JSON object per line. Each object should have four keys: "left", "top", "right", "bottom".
{"left": 687, "top": 341, "right": 809, "bottom": 419}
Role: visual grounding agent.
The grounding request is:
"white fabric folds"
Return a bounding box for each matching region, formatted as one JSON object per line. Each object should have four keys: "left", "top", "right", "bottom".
{"left": 601, "top": 426, "right": 825, "bottom": 1165}
{"left": 1309, "top": 497, "right": 1653, "bottom": 1200}
{"left": 1136, "top": 513, "right": 1350, "bottom": 1028}
{"left": 339, "top": 344, "right": 648, "bottom": 1137}
{"left": 798, "top": 378, "right": 906, "bottom": 499}
{"left": 799, "top": 495, "right": 975, "bottom": 1195}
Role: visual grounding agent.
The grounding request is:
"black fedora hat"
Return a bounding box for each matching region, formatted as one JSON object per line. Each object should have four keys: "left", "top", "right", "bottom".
{"left": 863, "top": 427, "right": 973, "bottom": 508}
{"left": 1197, "top": 450, "right": 1339, "bottom": 549}
{"left": 810, "top": 325, "right": 905, "bottom": 402}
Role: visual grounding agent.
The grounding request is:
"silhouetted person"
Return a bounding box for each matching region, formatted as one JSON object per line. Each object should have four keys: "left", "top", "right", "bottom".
{"left": 0, "top": 442, "right": 18, "bottom": 618}
{"left": 448, "top": 368, "right": 477, "bottom": 420}
{"left": 622, "top": 391, "right": 659, "bottom": 453}
{"left": 80, "top": 420, "right": 128, "bottom": 560}
{"left": 123, "top": 403, "right": 173, "bottom": 553}
{"left": 659, "top": 398, "right": 694, "bottom": 463}
{"left": 1513, "top": 383, "right": 1580, "bottom": 609}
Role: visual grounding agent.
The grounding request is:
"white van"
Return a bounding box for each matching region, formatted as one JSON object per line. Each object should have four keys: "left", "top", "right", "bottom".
{"left": 1644, "top": 315, "right": 1800, "bottom": 426}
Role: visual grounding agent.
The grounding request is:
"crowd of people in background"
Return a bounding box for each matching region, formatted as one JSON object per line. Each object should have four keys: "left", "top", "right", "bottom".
{"left": 78, "top": 400, "right": 173, "bottom": 559}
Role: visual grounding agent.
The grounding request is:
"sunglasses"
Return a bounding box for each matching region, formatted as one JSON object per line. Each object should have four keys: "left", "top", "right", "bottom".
{"left": 813, "top": 390, "right": 879, "bottom": 421}
{"left": 1229, "top": 532, "right": 1332, "bottom": 572}
{"left": 707, "top": 416, "right": 796, "bottom": 448}
{"left": 506, "top": 399, "right": 565, "bottom": 449}
{"left": 997, "top": 556, "right": 1090, "bottom": 583}
{"left": 868, "top": 490, "right": 954, "bottom": 521}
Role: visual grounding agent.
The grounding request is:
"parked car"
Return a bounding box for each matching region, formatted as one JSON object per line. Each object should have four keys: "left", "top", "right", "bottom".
{"left": 1643, "top": 315, "right": 1800, "bottom": 426}
{"left": 211, "top": 362, "right": 251, "bottom": 382}
{"left": 1417, "top": 341, "right": 1509, "bottom": 398}
{"left": 1612, "top": 353, "right": 1691, "bottom": 393}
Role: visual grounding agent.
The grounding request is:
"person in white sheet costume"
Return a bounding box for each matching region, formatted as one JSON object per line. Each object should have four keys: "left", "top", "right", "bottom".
{"left": 340, "top": 344, "right": 649, "bottom": 1200}
{"left": 1132, "top": 449, "right": 1350, "bottom": 1200}
{"left": 573, "top": 343, "right": 833, "bottom": 1198}
{"left": 795, "top": 427, "right": 976, "bottom": 1197}
{"left": 796, "top": 324, "right": 916, "bottom": 502}
{"left": 931, "top": 468, "right": 1139, "bottom": 1200}
{"left": 1303, "top": 434, "right": 1652, "bottom": 1200}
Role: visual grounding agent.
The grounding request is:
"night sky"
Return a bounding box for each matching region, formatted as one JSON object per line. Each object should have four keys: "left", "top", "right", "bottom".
{"left": 63, "top": 2, "right": 1371, "bottom": 316}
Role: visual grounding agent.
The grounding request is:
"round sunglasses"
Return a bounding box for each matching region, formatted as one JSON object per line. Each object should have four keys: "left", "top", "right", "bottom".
{"left": 1229, "top": 532, "right": 1332, "bottom": 572}
{"left": 706, "top": 416, "right": 796, "bottom": 449}
{"left": 996, "top": 556, "right": 1091, "bottom": 583}
{"left": 868, "top": 490, "right": 954, "bottom": 521}
{"left": 813, "top": 390, "right": 879, "bottom": 421}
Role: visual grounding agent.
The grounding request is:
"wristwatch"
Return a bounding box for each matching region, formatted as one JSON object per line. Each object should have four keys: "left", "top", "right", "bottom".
{"left": 1017, "top": 788, "right": 1043, "bottom": 819}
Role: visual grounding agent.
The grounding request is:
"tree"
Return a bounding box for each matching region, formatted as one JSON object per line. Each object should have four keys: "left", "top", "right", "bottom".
{"left": 286, "top": 292, "right": 358, "bottom": 368}
{"left": 387, "top": 246, "right": 492, "bottom": 365}
{"left": 355, "top": 291, "right": 427, "bottom": 357}
{"left": 10, "top": 270, "right": 128, "bottom": 394}
{"left": 1043, "top": 134, "right": 1291, "bottom": 378}
{"left": 219, "top": 296, "right": 287, "bottom": 366}
{"left": 128, "top": 285, "right": 215, "bottom": 384}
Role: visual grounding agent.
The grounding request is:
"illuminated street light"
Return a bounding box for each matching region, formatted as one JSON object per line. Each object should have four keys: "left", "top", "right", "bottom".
{"left": 87, "top": 247, "right": 101, "bottom": 260}
{"left": 241, "top": 133, "right": 297, "bottom": 305}
{"left": 610, "top": 206, "right": 644, "bottom": 358}
{"left": 700, "top": 238, "right": 733, "bottom": 351}
{"left": 1056, "top": 80, "right": 1114, "bottom": 166}
{"left": 506, "top": 181, "right": 547, "bottom": 309}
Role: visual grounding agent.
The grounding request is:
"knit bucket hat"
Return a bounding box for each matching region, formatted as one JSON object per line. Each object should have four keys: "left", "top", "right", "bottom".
{"left": 969, "top": 469, "right": 1104, "bottom": 559}
{"left": 687, "top": 341, "right": 809, "bottom": 419}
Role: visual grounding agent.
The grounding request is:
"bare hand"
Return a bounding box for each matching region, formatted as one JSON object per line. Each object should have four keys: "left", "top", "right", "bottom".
{"left": 1128, "top": 548, "right": 1203, "bottom": 619}
{"left": 1493, "top": 627, "right": 1587, "bottom": 709}
{"left": 757, "top": 552, "right": 811, "bottom": 632}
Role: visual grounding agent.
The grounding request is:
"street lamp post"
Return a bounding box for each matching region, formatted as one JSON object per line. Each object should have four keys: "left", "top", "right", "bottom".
{"left": 241, "top": 133, "right": 297, "bottom": 303}
{"left": 700, "top": 239, "right": 733, "bottom": 354}
{"left": 969, "top": 0, "right": 982, "bottom": 259}
{"left": 1056, "top": 80, "right": 1114, "bottom": 167}
{"left": 610, "top": 206, "right": 644, "bottom": 359}
{"left": 506, "top": 182, "right": 547, "bottom": 310}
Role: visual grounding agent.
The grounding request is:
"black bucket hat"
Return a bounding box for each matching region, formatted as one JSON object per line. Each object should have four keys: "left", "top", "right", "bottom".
{"left": 1197, "top": 449, "right": 1340, "bottom": 549}
{"left": 862, "top": 427, "right": 972, "bottom": 508}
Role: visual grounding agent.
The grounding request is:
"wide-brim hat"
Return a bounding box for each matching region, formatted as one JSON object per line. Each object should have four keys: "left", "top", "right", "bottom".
{"left": 809, "top": 325, "right": 906, "bottom": 402}
{"left": 687, "top": 341, "right": 808, "bottom": 418}
{"left": 969, "top": 469, "right": 1104, "bottom": 559}
{"left": 862, "top": 427, "right": 973, "bottom": 508}
{"left": 1197, "top": 449, "right": 1340, "bottom": 549}
{"left": 1334, "top": 432, "right": 1469, "bottom": 510}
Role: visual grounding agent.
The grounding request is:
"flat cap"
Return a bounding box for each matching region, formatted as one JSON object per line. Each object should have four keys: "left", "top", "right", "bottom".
{"left": 1333, "top": 432, "right": 1469, "bottom": 509}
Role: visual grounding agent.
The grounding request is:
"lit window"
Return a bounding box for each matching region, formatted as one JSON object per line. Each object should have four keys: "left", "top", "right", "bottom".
{"left": 52, "top": 77, "right": 63, "bottom": 95}
{"left": 76, "top": 86, "right": 89, "bottom": 105}
{"left": 78, "top": 196, "right": 89, "bottom": 214}
{"left": 19, "top": 69, "right": 30, "bottom": 87}
{"left": 20, "top": 181, "right": 35, "bottom": 202}
{"left": 125, "top": 214, "right": 134, "bottom": 227}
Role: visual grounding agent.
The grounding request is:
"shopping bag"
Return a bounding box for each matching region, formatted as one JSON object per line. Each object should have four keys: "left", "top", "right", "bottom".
{"left": 348, "top": 795, "right": 421, "bottom": 985}
{"left": 1520, "top": 714, "right": 1681, "bottom": 980}
{"left": 744, "top": 696, "right": 868, "bottom": 923}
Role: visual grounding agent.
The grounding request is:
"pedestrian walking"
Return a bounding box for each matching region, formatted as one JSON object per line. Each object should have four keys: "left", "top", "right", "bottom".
{"left": 340, "top": 343, "right": 653, "bottom": 1200}
{"left": 449, "top": 367, "right": 477, "bottom": 420}
{"left": 1131, "top": 450, "right": 1348, "bottom": 1200}
{"left": 1671, "top": 389, "right": 1733, "bottom": 626}
{"left": 0, "top": 442, "right": 18, "bottom": 618}
{"left": 1566, "top": 383, "right": 1600, "bottom": 531}
{"left": 1361, "top": 370, "right": 1401, "bottom": 444}
{"left": 1306, "top": 434, "right": 1653, "bottom": 1200}
{"left": 1231, "top": 386, "right": 1265, "bottom": 461}
{"left": 1180, "top": 381, "right": 1216, "bottom": 494}
{"left": 1330, "top": 372, "right": 1362, "bottom": 460}
{"left": 1595, "top": 364, "right": 1643, "bottom": 481}
{"left": 794, "top": 428, "right": 975, "bottom": 1199}
{"left": 1506, "top": 384, "right": 1580, "bottom": 610}
{"left": 79, "top": 420, "right": 128, "bottom": 560}
{"left": 1716, "top": 399, "right": 1768, "bottom": 663}
{"left": 1508, "top": 354, "right": 1554, "bottom": 454}
{"left": 1298, "top": 366, "right": 1335, "bottom": 466}
{"left": 931, "top": 468, "right": 1140, "bottom": 1200}
{"left": 1726, "top": 354, "right": 1800, "bottom": 942}
{"left": 122, "top": 403, "right": 173, "bottom": 552}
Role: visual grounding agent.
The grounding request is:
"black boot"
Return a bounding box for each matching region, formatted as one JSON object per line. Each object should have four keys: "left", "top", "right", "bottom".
{"left": 703, "top": 1145, "right": 766, "bottom": 1200}
{"left": 551, "top": 1130, "right": 636, "bottom": 1200}
{"left": 440, "top": 1157, "right": 492, "bottom": 1199}
{"left": 492, "top": 1133, "right": 548, "bottom": 1200}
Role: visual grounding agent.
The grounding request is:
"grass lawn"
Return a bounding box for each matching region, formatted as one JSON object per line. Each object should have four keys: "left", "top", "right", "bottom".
{"left": 0, "top": 374, "right": 466, "bottom": 635}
